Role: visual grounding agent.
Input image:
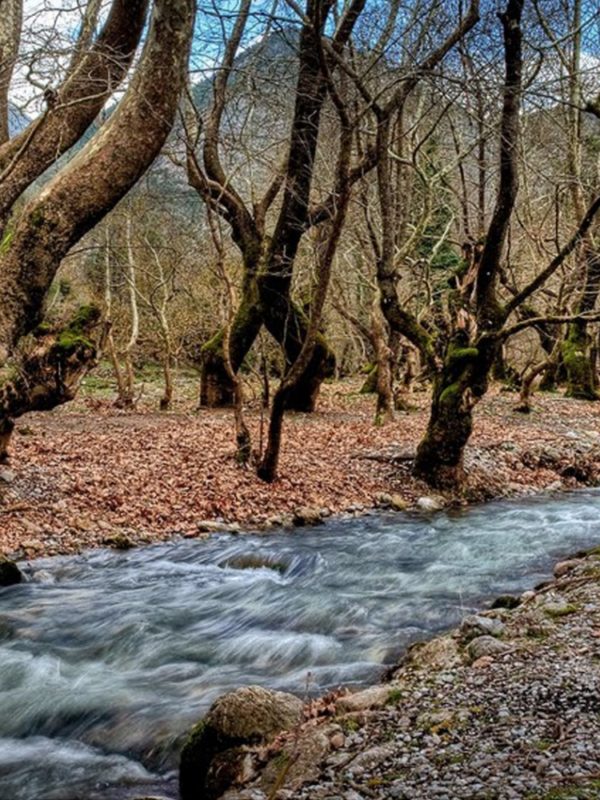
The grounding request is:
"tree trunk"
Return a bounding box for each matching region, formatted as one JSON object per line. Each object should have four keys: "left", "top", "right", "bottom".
{"left": 0, "top": 307, "right": 100, "bottom": 461}
{"left": 413, "top": 336, "right": 483, "bottom": 488}
{"left": 199, "top": 274, "right": 263, "bottom": 408}
{"left": 0, "top": 0, "right": 22, "bottom": 146}
{"left": 563, "top": 247, "right": 600, "bottom": 400}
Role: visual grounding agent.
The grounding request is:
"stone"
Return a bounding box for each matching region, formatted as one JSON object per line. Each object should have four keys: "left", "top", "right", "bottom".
{"left": 336, "top": 685, "right": 391, "bottom": 713}
{"left": 471, "top": 656, "right": 495, "bottom": 669}
{"left": 20, "top": 538, "right": 44, "bottom": 552}
{"left": 390, "top": 494, "right": 409, "bottom": 511}
{"left": 553, "top": 559, "right": 582, "bottom": 578}
{"left": 196, "top": 520, "right": 241, "bottom": 534}
{"left": 0, "top": 469, "right": 16, "bottom": 484}
{"left": 261, "top": 725, "right": 333, "bottom": 793}
{"left": 103, "top": 532, "right": 135, "bottom": 550}
{"left": 490, "top": 594, "right": 521, "bottom": 610}
{"left": 179, "top": 686, "right": 303, "bottom": 800}
{"left": 292, "top": 507, "right": 323, "bottom": 526}
{"left": 330, "top": 731, "right": 345, "bottom": 749}
{"left": 459, "top": 614, "right": 505, "bottom": 642}
{"left": 406, "top": 636, "right": 462, "bottom": 671}
{"left": 416, "top": 495, "right": 444, "bottom": 512}
{"left": 0, "top": 557, "right": 22, "bottom": 587}
{"left": 467, "top": 635, "right": 510, "bottom": 662}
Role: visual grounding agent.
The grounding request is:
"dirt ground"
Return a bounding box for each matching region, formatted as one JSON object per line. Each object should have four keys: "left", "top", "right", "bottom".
{"left": 1, "top": 371, "right": 600, "bottom": 560}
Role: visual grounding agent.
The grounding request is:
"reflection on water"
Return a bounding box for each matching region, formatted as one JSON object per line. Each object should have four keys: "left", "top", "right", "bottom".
{"left": 1, "top": 490, "right": 599, "bottom": 799}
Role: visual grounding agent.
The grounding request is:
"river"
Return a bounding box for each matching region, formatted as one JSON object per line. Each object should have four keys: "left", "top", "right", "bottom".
{"left": 1, "top": 490, "right": 599, "bottom": 799}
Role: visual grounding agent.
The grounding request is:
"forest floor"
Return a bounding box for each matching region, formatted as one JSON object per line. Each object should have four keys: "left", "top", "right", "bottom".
{"left": 1, "top": 366, "right": 600, "bottom": 559}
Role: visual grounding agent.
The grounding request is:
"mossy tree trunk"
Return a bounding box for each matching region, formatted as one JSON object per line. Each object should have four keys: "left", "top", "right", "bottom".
{"left": 199, "top": 272, "right": 263, "bottom": 408}
{"left": 0, "top": 0, "right": 195, "bottom": 448}
{"left": 414, "top": 0, "right": 523, "bottom": 490}
{"left": 413, "top": 335, "right": 496, "bottom": 488}
{"left": 563, "top": 320, "right": 598, "bottom": 400}
{"left": 563, "top": 248, "right": 600, "bottom": 400}
{"left": 0, "top": 307, "right": 100, "bottom": 462}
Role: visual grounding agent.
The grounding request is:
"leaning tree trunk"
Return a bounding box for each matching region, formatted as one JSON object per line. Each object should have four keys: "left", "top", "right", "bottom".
{"left": 0, "top": 0, "right": 195, "bottom": 446}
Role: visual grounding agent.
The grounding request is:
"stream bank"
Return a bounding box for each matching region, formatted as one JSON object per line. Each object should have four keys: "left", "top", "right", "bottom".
{"left": 1, "top": 385, "right": 600, "bottom": 560}
{"left": 190, "top": 548, "right": 600, "bottom": 800}
{"left": 1, "top": 491, "right": 600, "bottom": 799}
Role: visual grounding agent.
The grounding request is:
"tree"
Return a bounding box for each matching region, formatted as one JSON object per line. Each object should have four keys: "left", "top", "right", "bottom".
{"left": 0, "top": 0, "right": 195, "bottom": 461}
{"left": 412, "top": 0, "right": 600, "bottom": 488}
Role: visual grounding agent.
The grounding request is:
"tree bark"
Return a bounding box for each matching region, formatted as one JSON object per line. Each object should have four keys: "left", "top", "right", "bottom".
{"left": 0, "top": 0, "right": 149, "bottom": 224}
{"left": 414, "top": 0, "right": 524, "bottom": 489}
{"left": 0, "top": 0, "right": 22, "bottom": 145}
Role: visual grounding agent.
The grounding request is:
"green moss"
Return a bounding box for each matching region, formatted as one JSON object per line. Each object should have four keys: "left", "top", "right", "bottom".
{"left": 439, "top": 381, "right": 462, "bottom": 404}
{"left": 0, "top": 229, "right": 14, "bottom": 255}
{"left": 30, "top": 208, "right": 45, "bottom": 228}
{"left": 386, "top": 688, "right": 403, "bottom": 705}
{"left": 53, "top": 305, "right": 100, "bottom": 356}
{"left": 338, "top": 717, "right": 360, "bottom": 733}
{"left": 562, "top": 327, "right": 598, "bottom": 400}
{"left": 544, "top": 603, "right": 579, "bottom": 619}
{"left": 530, "top": 780, "right": 600, "bottom": 799}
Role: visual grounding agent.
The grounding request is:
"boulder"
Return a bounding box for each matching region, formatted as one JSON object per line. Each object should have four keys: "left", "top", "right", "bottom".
{"left": 459, "top": 614, "right": 505, "bottom": 642}
{"left": 292, "top": 507, "right": 323, "bottom": 527}
{"left": 0, "top": 557, "right": 23, "bottom": 587}
{"left": 553, "top": 559, "right": 582, "bottom": 579}
{"left": 416, "top": 495, "right": 445, "bottom": 512}
{"left": 405, "top": 635, "right": 462, "bottom": 671}
{"left": 467, "top": 635, "right": 510, "bottom": 662}
{"left": 259, "top": 725, "right": 333, "bottom": 793}
{"left": 179, "top": 686, "right": 303, "bottom": 800}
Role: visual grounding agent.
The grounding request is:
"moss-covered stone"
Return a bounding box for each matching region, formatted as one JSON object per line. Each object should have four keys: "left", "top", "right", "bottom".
{"left": 179, "top": 685, "right": 303, "bottom": 800}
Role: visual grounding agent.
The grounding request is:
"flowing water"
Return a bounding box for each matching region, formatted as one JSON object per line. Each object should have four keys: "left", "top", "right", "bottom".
{"left": 1, "top": 491, "right": 600, "bottom": 800}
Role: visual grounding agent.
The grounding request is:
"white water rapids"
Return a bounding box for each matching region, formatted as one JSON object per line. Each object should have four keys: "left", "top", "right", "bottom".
{"left": 1, "top": 490, "right": 599, "bottom": 799}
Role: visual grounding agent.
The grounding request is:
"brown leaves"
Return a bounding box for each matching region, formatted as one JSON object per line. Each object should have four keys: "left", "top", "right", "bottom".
{"left": 0, "top": 381, "right": 599, "bottom": 559}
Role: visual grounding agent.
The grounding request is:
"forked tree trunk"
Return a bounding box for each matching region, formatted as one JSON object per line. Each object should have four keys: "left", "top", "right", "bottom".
{"left": 0, "top": 0, "right": 195, "bottom": 445}
{"left": 199, "top": 273, "right": 262, "bottom": 408}
{"left": 414, "top": 0, "right": 523, "bottom": 490}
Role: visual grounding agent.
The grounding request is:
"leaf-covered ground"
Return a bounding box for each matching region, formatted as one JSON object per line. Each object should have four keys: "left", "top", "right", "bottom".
{"left": 1, "top": 376, "right": 600, "bottom": 559}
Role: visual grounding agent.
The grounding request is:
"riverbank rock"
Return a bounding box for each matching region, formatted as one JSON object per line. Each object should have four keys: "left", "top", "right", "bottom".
{"left": 416, "top": 495, "right": 445, "bottom": 512}
{"left": 292, "top": 507, "right": 323, "bottom": 526}
{"left": 467, "top": 635, "right": 510, "bottom": 662}
{"left": 179, "top": 686, "right": 303, "bottom": 800}
{"left": 459, "top": 614, "right": 505, "bottom": 642}
{"left": 403, "top": 635, "right": 462, "bottom": 671}
{"left": 196, "top": 520, "right": 242, "bottom": 534}
{"left": 0, "top": 557, "right": 23, "bottom": 587}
